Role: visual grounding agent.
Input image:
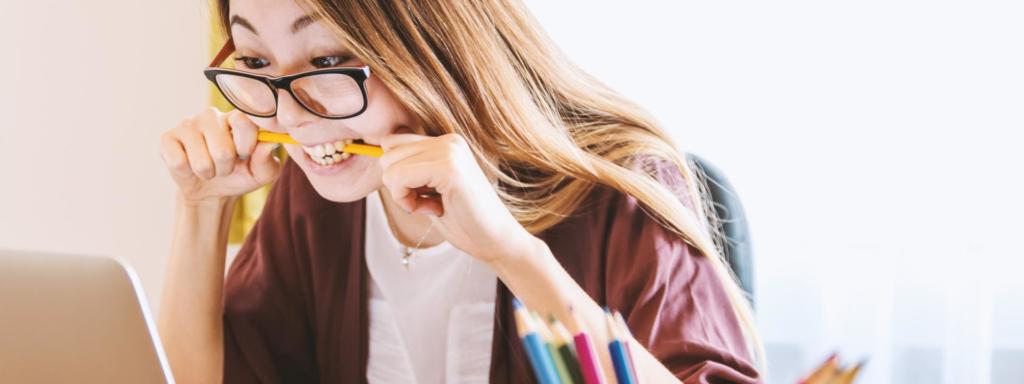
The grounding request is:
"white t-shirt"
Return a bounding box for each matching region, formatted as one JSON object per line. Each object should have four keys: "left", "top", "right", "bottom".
{"left": 364, "top": 190, "right": 497, "bottom": 384}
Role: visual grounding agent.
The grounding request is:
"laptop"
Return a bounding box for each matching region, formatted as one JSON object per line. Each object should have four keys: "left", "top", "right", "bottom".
{"left": 0, "top": 250, "right": 174, "bottom": 383}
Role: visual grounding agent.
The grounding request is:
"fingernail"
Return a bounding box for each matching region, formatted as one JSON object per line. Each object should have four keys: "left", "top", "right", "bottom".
{"left": 239, "top": 154, "right": 250, "bottom": 160}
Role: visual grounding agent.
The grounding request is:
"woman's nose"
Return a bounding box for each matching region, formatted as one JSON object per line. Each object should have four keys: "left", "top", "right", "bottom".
{"left": 274, "top": 89, "right": 317, "bottom": 129}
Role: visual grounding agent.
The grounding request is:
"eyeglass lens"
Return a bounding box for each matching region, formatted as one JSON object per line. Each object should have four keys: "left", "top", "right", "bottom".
{"left": 214, "top": 73, "right": 363, "bottom": 118}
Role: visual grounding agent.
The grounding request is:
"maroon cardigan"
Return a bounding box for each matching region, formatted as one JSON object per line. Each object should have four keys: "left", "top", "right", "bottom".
{"left": 222, "top": 159, "right": 761, "bottom": 383}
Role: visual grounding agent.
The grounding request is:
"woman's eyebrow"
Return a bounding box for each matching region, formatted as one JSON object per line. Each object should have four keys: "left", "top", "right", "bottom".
{"left": 229, "top": 15, "right": 258, "bottom": 35}
{"left": 228, "top": 14, "right": 314, "bottom": 36}
{"left": 291, "top": 15, "right": 315, "bottom": 34}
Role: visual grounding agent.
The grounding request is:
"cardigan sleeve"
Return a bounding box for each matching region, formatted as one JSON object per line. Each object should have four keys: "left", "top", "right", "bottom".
{"left": 603, "top": 160, "right": 762, "bottom": 383}
{"left": 221, "top": 162, "right": 319, "bottom": 383}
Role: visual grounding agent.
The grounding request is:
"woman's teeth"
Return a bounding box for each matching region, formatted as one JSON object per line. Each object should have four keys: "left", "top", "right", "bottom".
{"left": 302, "top": 139, "right": 354, "bottom": 166}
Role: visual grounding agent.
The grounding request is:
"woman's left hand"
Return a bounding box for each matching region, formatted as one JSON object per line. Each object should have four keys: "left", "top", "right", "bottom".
{"left": 378, "top": 132, "right": 535, "bottom": 264}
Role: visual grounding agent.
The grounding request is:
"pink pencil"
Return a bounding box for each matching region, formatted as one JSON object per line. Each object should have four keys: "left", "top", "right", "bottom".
{"left": 574, "top": 331, "right": 605, "bottom": 384}
{"left": 567, "top": 308, "right": 605, "bottom": 384}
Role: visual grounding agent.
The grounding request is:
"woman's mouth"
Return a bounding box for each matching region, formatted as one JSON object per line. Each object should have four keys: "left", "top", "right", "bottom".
{"left": 301, "top": 139, "right": 358, "bottom": 166}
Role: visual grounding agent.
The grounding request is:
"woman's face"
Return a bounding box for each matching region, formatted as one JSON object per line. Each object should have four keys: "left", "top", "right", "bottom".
{"left": 228, "top": 0, "right": 415, "bottom": 202}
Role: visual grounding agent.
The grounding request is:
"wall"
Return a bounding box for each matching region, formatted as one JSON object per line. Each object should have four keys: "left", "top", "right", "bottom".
{"left": 524, "top": 1, "right": 1023, "bottom": 382}
{"left": 0, "top": 1, "right": 207, "bottom": 312}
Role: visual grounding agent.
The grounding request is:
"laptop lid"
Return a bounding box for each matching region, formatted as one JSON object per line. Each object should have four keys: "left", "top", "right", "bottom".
{"left": 0, "top": 250, "right": 174, "bottom": 383}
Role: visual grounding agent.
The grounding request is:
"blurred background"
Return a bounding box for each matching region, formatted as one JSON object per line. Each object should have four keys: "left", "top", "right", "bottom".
{"left": 1, "top": 0, "right": 1021, "bottom": 382}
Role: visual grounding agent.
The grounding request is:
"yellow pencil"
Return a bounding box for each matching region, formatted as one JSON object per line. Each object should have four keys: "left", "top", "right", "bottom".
{"left": 256, "top": 130, "right": 384, "bottom": 158}
{"left": 833, "top": 360, "right": 865, "bottom": 384}
{"left": 799, "top": 353, "right": 839, "bottom": 384}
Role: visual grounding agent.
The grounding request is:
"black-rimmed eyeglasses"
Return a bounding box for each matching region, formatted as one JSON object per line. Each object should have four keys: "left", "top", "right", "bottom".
{"left": 203, "top": 38, "right": 371, "bottom": 119}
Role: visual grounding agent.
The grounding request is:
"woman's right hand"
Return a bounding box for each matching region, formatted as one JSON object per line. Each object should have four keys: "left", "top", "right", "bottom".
{"left": 159, "top": 107, "right": 283, "bottom": 204}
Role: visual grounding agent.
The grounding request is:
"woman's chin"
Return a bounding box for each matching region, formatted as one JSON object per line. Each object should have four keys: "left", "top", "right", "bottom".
{"left": 311, "top": 182, "right": 376, "bottom": 203}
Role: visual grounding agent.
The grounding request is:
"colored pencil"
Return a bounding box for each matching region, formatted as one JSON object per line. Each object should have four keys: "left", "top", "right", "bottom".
{"left": 613, "top": 311, "right": 640, "bottom": 382}
{"left": 549, "top": 316, "right": 585, "bottom": 384}
{"left": 256, "top": 130, "right": 383, "bottom": 157}
{"left": 513, "top": 299, "right": 561, "bottom": 384}
{"left": 834, "top": 360, "right": 865, "bottom": 384}
{"left": 605, "top": 311, "right": 637, "bottom": 384}
{"left": 566, "top": 308, "right": 606, "bottom": 384}
{"left": 533, "top": 312, "right": 573, "bottom": 384}
{"left": 798, "top": 352, "right": 839, "bottom": 384}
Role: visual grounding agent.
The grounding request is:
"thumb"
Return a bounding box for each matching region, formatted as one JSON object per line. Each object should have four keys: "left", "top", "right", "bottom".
{"left": 228, "top": 110, "right": 259, "bottom": 160}
{"left": 249, "top": 142, "right": 283, "bottom": 185}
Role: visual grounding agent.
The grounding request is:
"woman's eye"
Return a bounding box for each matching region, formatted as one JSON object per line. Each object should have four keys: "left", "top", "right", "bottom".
{"left": 311, "top": 55, "right": 351, "bottom": 68}
{"left": 234, "top": 56, "right": 270, "bottom": 69}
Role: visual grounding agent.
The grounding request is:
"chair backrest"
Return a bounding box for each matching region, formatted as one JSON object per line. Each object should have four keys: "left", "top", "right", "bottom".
{"left": 686, "top": 154, "right": 755, "bottom": 306}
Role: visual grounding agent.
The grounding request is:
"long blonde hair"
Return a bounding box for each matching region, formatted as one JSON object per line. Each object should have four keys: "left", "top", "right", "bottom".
{"left": 217, "top": 0, "right": 764, "bottom": 366}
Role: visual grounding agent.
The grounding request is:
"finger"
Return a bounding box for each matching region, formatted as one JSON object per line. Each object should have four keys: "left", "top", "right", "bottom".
{"left": 392, "top": 185, "right": 443, "bottom": 215}
{"left": 382, "top": 154, "right": 447, "bottom": 212}
{"left": 384, "top": 133, "right": 474, "bottom": 167}
{"left": 411, "top": 195, "right": 443, "bottom": 216}
{"left": 379, "top": 132, "right": 430, "bottom": 152}
{"left": 393, "top": 186, "right": 444, "bottom": 217}
{"left": 159, "top": 132, "right": 194, "bottom": 181}
{"left": 228, "top": 110, "right": 259, "bottom": 160}
{"left": 388, "top": 183, "right": 417, "bottom": 214}
{"left": 179, "top": 128, "right": 216, "bottom": 180}
{"left": 378, "top": 137, "right": 433, "bottom": 170}
{"left": 200, "top": 113, "right": 238, "bottom": 177}
{"left": 248, "top": 142, "right": 283, "bottom": 185}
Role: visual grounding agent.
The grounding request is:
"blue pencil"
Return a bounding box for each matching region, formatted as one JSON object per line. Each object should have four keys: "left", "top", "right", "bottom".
{"left": 614, "top": 311, "right": 641, "bottom": 382}
{"left": 513, "top": 299, "right": 562, "bottom": 384}
{"left": 606, "top": 311, "right": 637, "bottom": 384}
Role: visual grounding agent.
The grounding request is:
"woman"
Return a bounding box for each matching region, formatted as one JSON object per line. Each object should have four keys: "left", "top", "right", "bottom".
{"left": 157, "top": 0, "right": 763, "bottom": 382}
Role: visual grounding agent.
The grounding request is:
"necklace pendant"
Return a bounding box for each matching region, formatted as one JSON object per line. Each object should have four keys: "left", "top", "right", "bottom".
{"left": 401, "top": 247, "right": 411, "bottom": 270}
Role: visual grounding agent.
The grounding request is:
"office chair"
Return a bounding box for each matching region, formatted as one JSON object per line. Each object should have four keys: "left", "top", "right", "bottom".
{"left": 687, "top": 154, "right": 755, "bottom": 307}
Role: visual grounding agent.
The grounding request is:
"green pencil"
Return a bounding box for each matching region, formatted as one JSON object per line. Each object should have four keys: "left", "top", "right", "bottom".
{"left": 533, "top": 312, "right": 574, "bottom": 384}
{"left": 550, "top": 316, "right": 585, "bottom": 384}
